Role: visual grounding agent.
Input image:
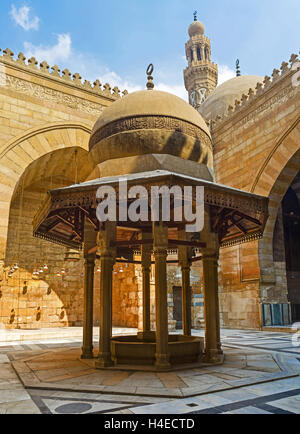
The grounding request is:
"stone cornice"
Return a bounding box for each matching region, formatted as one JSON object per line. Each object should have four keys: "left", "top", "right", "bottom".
{"left": 2, "top": 72, "right": 106, "bottom": 117}
{"left": 211, "top": 52, "right": 300, "bottom": 132}
{"left": 0, "top": 47, "right": 128, "bottom": 105}
{"left": 184, "top": 62, "right": 218, "bottom": 74}
{"left": 186, "top": 35, "right": 211, "bottom": 45}
{"left": 220, "top": 232, "right": 263, "bottom": 249}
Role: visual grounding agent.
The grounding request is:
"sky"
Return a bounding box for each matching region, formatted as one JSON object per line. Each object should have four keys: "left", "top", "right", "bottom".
{"left": 1, "top": 1, "right": 299, "bottom": 99}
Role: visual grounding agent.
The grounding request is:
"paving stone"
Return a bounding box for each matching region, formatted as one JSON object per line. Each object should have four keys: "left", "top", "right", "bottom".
{"left": 270, "top": 397, "right": 300, "bottom": 413}
{"left": 223, "top": 406, "right": 272, "bottom": 414}
{"left": 0, "top": 399, "right": 41, "bottom": 414}
{"left": 1, "top": 328, "right": 300, "bottom": 414}
{"left": 0, "top": 389, "right": 30, "bottom": 404}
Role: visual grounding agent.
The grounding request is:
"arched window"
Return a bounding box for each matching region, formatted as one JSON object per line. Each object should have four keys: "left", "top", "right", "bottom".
{"left": 190, "top": 49, "right": 194, "bottom": 62}
{"left": 197, "top": 46, "right": 202, "bottom": 61}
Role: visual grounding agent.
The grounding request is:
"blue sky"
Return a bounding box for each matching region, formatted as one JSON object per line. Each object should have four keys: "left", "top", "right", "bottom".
{"left": 1, "top": 0, "right": 299, "bottom": 98}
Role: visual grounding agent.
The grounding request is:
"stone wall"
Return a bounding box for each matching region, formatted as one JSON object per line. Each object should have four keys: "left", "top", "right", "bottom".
{"left": 1, "top": 187, "right": 85, "bottom": 328}
{"left": 0, "top": 50, "right": 125, "bottom": 329}
{"left": 213, "top": 56, "right": 300, "bottom": 328}
{"left": 112, "top": 264, "right": 139, "bottom": 328}
{"left": 0, "top": 48, "right": 123, "bottom": 261}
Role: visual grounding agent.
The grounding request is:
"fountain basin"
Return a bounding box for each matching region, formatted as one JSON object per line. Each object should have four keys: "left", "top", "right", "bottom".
{"left": 110, "top": 335, "right": 204, "bottom": 368}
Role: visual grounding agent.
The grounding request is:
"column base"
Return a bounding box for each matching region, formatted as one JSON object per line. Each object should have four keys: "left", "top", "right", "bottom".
{"left": 95, "top": 353, "right": 113, "bottom": 369}
{"left": 204, "top": 349, "right": 221, "bottom": 364}
{"left": 183, "top": 330, "right": 192, "bottom": 337}
{"left": 137, "top": 331, "right": 156, "bottom": 342}
{"left": 155, "top": 354, "right": 171, "bottom": 371}
{"left": 81, "top": 350, "right": 94, "bottom": 360}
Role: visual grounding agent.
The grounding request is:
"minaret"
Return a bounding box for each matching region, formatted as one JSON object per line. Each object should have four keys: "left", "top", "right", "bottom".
{"left": 184, "top": 12, "right": 218, "bottom": 110}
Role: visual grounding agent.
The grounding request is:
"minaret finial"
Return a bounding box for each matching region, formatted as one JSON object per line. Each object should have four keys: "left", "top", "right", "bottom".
{"left": 146, "top": 64, "right": 154, "bottom": 90}
{"left": 193, "top": 10, "right": 197, "bottom": 21}
{"left": 236, "top": 59, "right": 241, "bottom": 77}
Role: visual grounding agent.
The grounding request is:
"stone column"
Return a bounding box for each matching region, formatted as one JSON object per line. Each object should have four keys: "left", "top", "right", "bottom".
{"left": 202, "top": 252, "right": 221, "bottom": 363}
{"left": 153, "top": 222, "right": 171, "bottom": 370}
{"left": 201, "top": 45, "right": 205, "bottom": 62}
{"left": 81, "top": 257, "right": 95, "bottom": 359}
{"left": 215, "top": 273, "right": 223, "bottom": 355}
{"left": 192, "top": 47, "right": 197, "bottom": 63}
{"left": 181, "top": 261, "right": 192, "bottom": 336}
{"left": 95, "top": 222, "right": 116, "bottom": 369}
{"left": 178, "top": 231, "right": 192, "bottom": 337}
{"left": 81, "top": 220, "right": 96, "bottom": 360}
{"left": 141, "top": 233, "right": 152, "bottom": 337}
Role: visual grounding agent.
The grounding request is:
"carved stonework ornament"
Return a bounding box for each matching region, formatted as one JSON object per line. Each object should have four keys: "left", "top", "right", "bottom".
{"left": 4, "top": 74, "right": 104, "bottom": 116}
{"left": 90, "top": 115, "right": 212, "bottom": 149}
{"left": 190, "top": 88, "right": 207, "bottom": 108}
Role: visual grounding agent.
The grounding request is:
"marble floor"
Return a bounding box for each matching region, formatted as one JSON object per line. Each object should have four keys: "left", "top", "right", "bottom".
{"left": 0, "top": 328, "right": 300, "bottom": 414}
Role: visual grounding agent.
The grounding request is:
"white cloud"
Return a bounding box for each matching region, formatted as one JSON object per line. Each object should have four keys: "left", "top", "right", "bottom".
{"left": 21, "top": 32, "right": 236, "bottom": 98}
{"left": 92, "top": 68, "right": 142, "bottom": 94}
{"left": 155, "top": 83, "right": 188, "bottom": 101}
{"left": 218, "top": 64, "right": 236, "bottom": 85}
{"left": 21, "top": 33, "right": 188, "bottom": 96}
{"left": 22, "top": 33, "right": 141, "bottom": 93}
{"left": 24, "top": 34, "right": 72, "bottom": 66}
{"left": 10, "top": 5, "right": 39, "bottom": 31}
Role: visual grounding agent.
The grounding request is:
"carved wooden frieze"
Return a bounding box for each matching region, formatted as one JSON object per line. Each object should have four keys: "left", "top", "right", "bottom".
{"left": 33, "top": 174, "right": 268, "bottom": 251}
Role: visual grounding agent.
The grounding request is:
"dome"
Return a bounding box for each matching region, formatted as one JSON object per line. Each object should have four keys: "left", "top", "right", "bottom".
{"left": 199, "top": 75, "right": 264, "bottom": 120}
{"left": 89, "top": 89, "right": 213, "bottom": 170}
{"left": 188, "top": 21, "right": 205, "bottom": 37}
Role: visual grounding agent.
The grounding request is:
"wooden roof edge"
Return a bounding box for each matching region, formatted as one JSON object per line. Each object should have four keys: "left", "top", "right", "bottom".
{"left": 33, "top": 231, "right": 82, "bottom": 251}
{"left": 32, "top": 192, "right": 52, "bottom": 233}
{"left": 47, "top": 171, "right": 270, "bottom": 202}
{"left": 45, "top": 179, "right": 270, "bottom": 212}
{"left": 220, "top": 230, "right": 264, "bottom": 249}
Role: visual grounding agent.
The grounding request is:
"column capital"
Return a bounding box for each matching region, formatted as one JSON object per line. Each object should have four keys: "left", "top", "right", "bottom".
{"left": 83, "top": 218, "right": 97, "bottom": 259}
{"left": 153, "top": 248, "right": 168, "bottom": 258}
{"left": 153, "top": 222, "right": 168, "bottom": 250}
{"left": 85, "top": 256, "right": 96, "bottom": 265}
{"left": 97, "top": 221, "right": 117, "bottom": 258}
{"left": 141, "top": 233, "right": 152, "bottom": 269}
{"left": 202, "top": 250, "right": 219, "bottom": 261}
{"left": 142, "top": 264, "right": 151, "bottom": 273}
{"left": 179, "top": 262, "right": 192, "bottom": 271}
{"left": 100, "top": 254, "right": 115, "bottom": 263}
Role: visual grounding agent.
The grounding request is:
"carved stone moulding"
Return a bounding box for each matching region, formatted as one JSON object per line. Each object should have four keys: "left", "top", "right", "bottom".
{"left": 90, "top": 115, "right": 212, "bottom": 149}
{"left": 220, "top": 231, "right": 263, "bottom": 249}
{"left": 4, "top": 74, "right": 104, "bottom": 116}
{"left": 89, "top": 114, "right": 213, "bottom": 168}
{"left": 34, "top": 231, "right": 82, "bottom": 251}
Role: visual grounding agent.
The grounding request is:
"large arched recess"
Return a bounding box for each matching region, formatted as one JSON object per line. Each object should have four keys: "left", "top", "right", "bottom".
{"left": 0, "top": 137, "right": 94, "bottom": 328}
{"left": 0, "top": 122, "right": 92, "bottom": 264}
{"left": 252, "top": 116, "right": 300, "bottom": 304}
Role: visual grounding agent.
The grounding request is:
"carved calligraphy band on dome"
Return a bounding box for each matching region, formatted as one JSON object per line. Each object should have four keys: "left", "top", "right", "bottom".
{"left": 89, "top": 115, "right": 212, "bottom": 150}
